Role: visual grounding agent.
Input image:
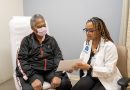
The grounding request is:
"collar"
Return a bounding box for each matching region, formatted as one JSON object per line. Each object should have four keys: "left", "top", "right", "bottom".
{"left": 31, "top": 32, "right": 50, "bottom": 44}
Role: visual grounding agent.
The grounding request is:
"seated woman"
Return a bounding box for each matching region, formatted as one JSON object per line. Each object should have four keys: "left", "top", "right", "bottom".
{"left": 16, "top": 14, "right": 72, "bottom": 90}
{"left": 72, "top": 17, "right": 122, "bottom": 90}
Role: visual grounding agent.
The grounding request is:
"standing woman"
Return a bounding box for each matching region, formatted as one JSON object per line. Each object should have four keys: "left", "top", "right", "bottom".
{"left": 72, "top": 17, "right": 122, "bottom": 90}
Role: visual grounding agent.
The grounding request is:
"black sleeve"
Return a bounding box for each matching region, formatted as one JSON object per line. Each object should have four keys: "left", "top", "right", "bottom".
{"left": 52, "top": 37, "right": 63, "bottom": 68}
{"left": 51, "top": 37, "right": 63, "bottom": 79}
{"left": 17, "top": 37, "right": 37, "bottom": 83}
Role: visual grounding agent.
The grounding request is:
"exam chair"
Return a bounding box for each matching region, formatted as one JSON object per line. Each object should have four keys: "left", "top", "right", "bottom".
{"left": 116, "top": 45, "right": 130, "bottom": 90}
{"left": 9, "top": 16, "right": 54, "bottom": 90}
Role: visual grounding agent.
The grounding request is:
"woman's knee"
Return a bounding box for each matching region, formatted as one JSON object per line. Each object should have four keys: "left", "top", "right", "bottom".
{"left": 22, "top": 84, "right": 33, "bottom": 90}
{"left": 92, "top": 82, "right": 105, "bottom": 90}
{"left": 72, "top": 77, "right": 95, "bottom": 90}
{"left": 57, "top": 78, "right": 72, "bottom": 90}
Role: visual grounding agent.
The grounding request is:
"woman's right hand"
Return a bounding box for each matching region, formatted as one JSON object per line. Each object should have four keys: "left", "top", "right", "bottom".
{"left": 72, "top": 63, "right": 81, "bottom": 70}
{"left": 31, "top": 79, "right": 43, "bottom": 90}
{"left": 73, "top": 62, "right": 91, "bottom": 70}
{"left": 66, "top": 69, "right": 74, "bottom": 73}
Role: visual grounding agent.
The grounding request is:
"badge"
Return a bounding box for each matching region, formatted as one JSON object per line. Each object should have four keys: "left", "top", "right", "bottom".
{"left": 83, "top": 45, "right": 89, "bottom": 53}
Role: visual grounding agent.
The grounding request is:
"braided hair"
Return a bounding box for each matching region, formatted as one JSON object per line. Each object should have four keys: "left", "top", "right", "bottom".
{"left": 86, "top": 17, "right": 113, "bottom": 42}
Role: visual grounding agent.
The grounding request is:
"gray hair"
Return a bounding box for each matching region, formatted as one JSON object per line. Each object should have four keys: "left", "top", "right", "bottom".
{"left": 30, "top": 14, "right": 45, "bottom": 29}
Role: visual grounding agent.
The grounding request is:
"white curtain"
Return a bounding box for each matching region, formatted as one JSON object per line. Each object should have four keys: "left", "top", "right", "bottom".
{"left": 119, "top": 0, "right": 130, "bottom": 77}
{"left": 119, "top": 0, "right": 129, "bottom": 45}
{"left": 126, "top": 3, "right": 130, "bottom": 77}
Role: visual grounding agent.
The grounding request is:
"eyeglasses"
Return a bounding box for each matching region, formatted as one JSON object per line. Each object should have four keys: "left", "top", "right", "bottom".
{"left": 83, "top": 28, "right": 97, "bottom": 32}
{"left": 35, "top": 24, "right": 46, "bottom": 28}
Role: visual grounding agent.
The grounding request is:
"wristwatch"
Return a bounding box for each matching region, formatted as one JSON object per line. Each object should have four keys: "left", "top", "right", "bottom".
{"left": 89, "top": 65, "right": 93, "bottom": 70}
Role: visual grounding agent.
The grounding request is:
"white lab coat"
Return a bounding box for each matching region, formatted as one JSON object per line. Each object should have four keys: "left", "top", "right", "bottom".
{"left": 80, "top": 38, "right": 122, "bottom": 90}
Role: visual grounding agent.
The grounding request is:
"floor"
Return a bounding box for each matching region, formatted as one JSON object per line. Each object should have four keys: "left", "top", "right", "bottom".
{"left": 0, "top": 78, "right": 15, "bottom": 90}
{"left": 0, "top": 77, "right": 130, "bottom": 90}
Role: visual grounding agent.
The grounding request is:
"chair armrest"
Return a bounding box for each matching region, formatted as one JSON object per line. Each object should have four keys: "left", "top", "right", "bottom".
{"left": 117, "top": 77, "right": 130, "bottom": 87}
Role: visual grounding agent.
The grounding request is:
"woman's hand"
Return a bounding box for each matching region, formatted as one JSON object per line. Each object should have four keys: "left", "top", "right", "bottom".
{"left": 51, "top": 77, "right": 61, "bottom": 89}
{"left": 66, "top": 68, "right": 74, "bottom": 73}
{"left": 31, "top": 79, "right": 43, "bottom": 90}
{"left": 73, "top": 62, "right": 91, "bottom": 70}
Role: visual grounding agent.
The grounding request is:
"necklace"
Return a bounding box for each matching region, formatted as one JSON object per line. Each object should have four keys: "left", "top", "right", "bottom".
{"left": 92, "top": 48, "right": 97, "bottom": 54}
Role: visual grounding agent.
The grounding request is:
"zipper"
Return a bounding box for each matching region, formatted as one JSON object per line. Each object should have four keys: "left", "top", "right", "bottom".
{"left": 40, "top": 45, "right": 47, "bottom": 71}
{"left": 40, "top": 45, "right": 44, "bottom": 57}
{"left": 44, "top": 59, "right": 47, "bottom": 71}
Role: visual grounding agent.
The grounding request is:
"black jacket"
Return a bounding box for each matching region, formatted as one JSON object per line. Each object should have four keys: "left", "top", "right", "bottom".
{"left": 16, "top": 33, "right": 63, "bottom": 83}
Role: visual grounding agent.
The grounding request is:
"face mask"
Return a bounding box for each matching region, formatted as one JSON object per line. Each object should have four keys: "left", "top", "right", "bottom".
{"left": 37, "top": 27, "right": 47, "bottom": 36}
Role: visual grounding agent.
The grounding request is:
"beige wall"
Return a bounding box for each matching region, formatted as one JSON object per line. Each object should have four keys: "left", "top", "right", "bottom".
{"left": 0, "top": 0, "right": 23, "bottom": 84}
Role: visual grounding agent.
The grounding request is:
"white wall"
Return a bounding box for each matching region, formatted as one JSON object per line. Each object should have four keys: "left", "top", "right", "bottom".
{"left": 23, "top": 0, "right": 122, "bottom": 59}
{"left": 0, "top": 0, "right": 23, "bottom": 84}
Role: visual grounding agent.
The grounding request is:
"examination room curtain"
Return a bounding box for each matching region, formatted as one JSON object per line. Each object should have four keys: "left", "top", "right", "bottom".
{"left": 119, "top": 0, "right": 130, "bottom": 76}
{"left": 126, "top": 1, "right": 130, "bottom": 76}
{"left": 119, "top": 0, "right": 129, "bottom": 45}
